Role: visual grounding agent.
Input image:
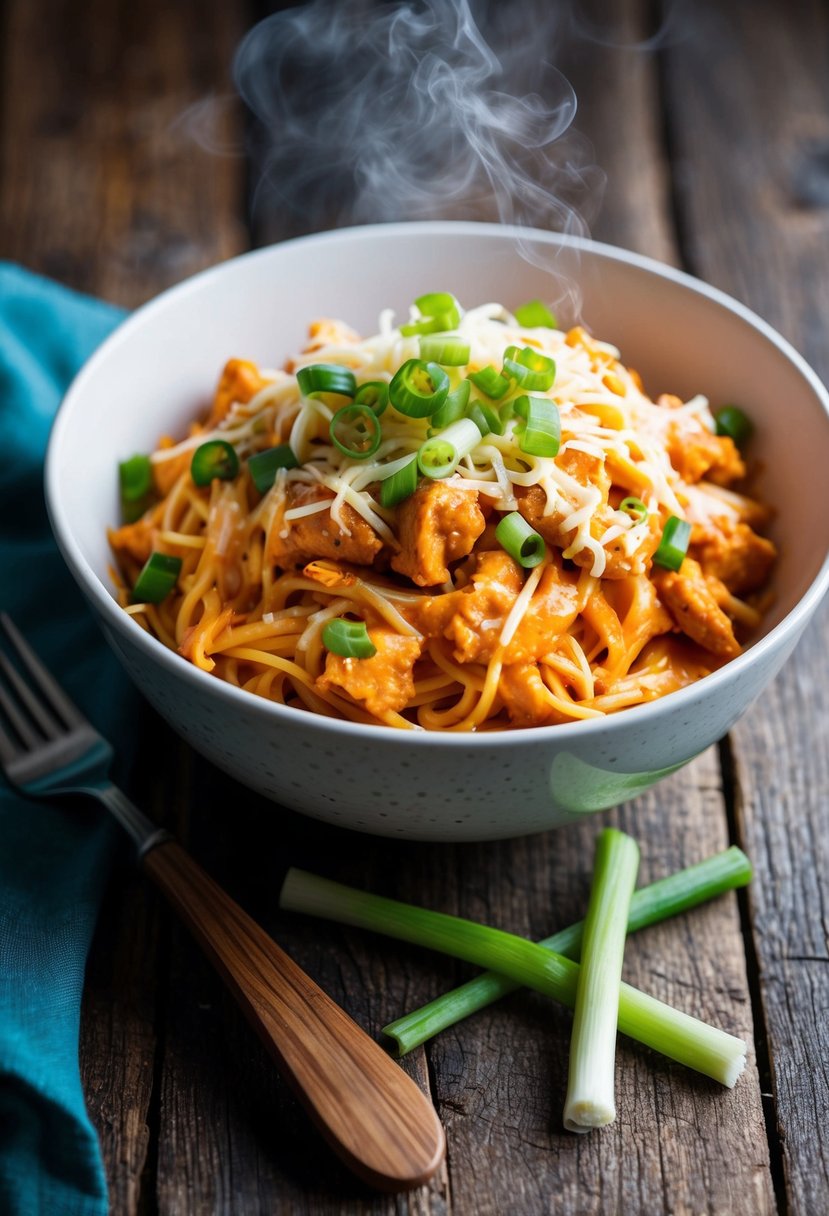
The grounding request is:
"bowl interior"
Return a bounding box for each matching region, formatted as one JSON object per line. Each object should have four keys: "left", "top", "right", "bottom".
{"left": 49, "top": 223, "right": 829, "bottom": 647}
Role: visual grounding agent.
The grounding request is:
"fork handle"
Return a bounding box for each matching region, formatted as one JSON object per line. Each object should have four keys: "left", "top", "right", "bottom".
{"left": 141, "top": 838, "right": 445, "bottom": 1191}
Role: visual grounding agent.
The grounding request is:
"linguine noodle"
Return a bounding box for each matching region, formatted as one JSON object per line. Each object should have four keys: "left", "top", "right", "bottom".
{"left": 109, "top": 300, "right": 776, "bottom": 731}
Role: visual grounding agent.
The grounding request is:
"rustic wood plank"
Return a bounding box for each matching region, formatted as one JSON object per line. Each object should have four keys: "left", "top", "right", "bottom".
{"left": 154, "top": 749, "right": 772, "bottom": 1215}
{"left": 0, "top": 1, "right": 249, "bottom": 1210}
{"left": 662, "top": 2, "right": 829, "bottom": 1211}
{"left": 150, "top": 1, "right": 773, "bottom": 1212}
{"left": 559, "top": 0, "right": 677, "bottom": 264}
{"left": 0, "top": 0, "right": 791, "bottom": 1210}
{"left": 425, "top": 752, "right": 773, "bottom": 1216}
{"left": 152, "top": 765, "right": 453, "bottom": 1214}
{"left": 0, "top": 0, "right": 247, "bottom": 308}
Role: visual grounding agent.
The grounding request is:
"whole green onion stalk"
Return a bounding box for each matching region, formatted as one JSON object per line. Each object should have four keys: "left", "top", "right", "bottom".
{"left": 279, "top": 863, "right": 748, "bottom": 1088}
{"left": 382, "top": 846, "right": 751, "bottom": 1055}
{"left": 563, "top": 829, "right": 639, "bottom": 1133}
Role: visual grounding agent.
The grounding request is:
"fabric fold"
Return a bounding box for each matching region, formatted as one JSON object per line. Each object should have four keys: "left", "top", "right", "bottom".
{"left": 1, "top": 263, "right": 139, "bottom": 1216}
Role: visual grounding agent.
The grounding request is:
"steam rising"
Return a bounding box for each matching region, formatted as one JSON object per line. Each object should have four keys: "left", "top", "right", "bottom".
{"left": 233, "top": 0, "right": 604, "bottom": 309}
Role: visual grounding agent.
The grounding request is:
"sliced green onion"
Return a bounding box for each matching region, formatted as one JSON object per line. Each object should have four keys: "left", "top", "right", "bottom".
{"left": 399, "top": 311, "right": 458, "bottom": 338}
{"left": 502, "top": 345, "right": 556, "bottom": 392}
{"left": 321, "top": 618, "right": 377, "bottom": 659}
{"left": 514, "top": 299, "right": 558, "bottom": 328}
{"left": 354, "top": 381, "right": 389, "bottom": 417}
{"left": 417, "top": 418, "right": 481, "bottom": 479}
{"left": 619, "top": 496, "right": 648, "bottom": 522}
{"left": 132, "top": 552, "right": 182, "bottom": 604}
{"left": 400, "top": 292, "right": 461, "bottom": 337}
{"left": 495, "top": 511, "right": 547, "bottom": 568}
{"left": 416, "top": 291, "right": 459, "bottom": 317}
{"left": 429, "top": 381, "right": 470, "bottom": 433}
{"left": 381, "top": 457, "right": 420, "bottom": 510}
{"left": 419, "top": 335, "right": 470, "bottom": 366}
{"left": 467, "top": 401, "right": 503, "bottom": 437}
{"left": 329, "top": 404, "right": 382, "bottom": 461}
{"left": 190, "top": 440, "right": 239, "bottom": 486}
{"left": 653, "top": 515, "right": 692, "bottom": 572}
{"left": 279, "top": 868, "right": 748, "bottom": 1088}
{"left": 379, "top": 456, "right": 419, "bottom": 508}
{"left": 714, "top": 405, "right": 753, "bottom": 447}
{"left": 389, "top": 359, "right": 450, "bottom": 418}
{"left": 248, "top": 444, "right": 299, "bottom": 494}
{"left": 467, "top": 365, "right": 511, "bottom": 400}
{"left": 119, "top": 454, "right": 154, "bottom": 523}
{"left": 563, "top": 828, "right": 639, "bottom": 1133}
{"left": 515, "top": 395, "right": 561, "bottom": 458}
{"left": 384, "top": 846, "right": 753, "bottom": 1055}
{"left": 296, "top": 364, "right": 357, "bottom": 400}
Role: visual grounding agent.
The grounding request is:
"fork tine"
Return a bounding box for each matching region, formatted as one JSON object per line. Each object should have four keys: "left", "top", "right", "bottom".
{"left": 0, "top": 715, "right": 21, "bottom": 764}
{"left": 0, "top": 614, "right": 86, "bottom": 729}
{"left": 0, "top": 675, "right": 40, "bottom": 748}
{"left": 0, "top": 651, "right": 62, "bottom": 739}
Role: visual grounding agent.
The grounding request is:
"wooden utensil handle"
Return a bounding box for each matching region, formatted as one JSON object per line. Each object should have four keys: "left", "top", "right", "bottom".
{"left": 141, "top": 839, "right": 444, "bottom": 1191}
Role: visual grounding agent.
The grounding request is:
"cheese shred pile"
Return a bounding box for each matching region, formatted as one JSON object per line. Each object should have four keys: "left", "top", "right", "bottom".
{"left": 109, "top": 298, "right": 776, "bottom": 732}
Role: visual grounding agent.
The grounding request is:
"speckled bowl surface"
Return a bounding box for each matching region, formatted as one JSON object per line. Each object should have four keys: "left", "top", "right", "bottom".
{"left": 45, "top": 223, "right": 829, "bottom": 840}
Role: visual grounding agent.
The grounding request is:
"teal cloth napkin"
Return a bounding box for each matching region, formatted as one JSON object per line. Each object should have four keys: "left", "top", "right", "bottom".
{"left": 0, "top": 263, "right": 136, "bottom": 1215}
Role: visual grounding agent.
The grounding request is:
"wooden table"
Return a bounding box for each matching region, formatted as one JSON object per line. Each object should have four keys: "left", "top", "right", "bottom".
{"left": 3, "top": 2, "right": 828, "bottom": 1212}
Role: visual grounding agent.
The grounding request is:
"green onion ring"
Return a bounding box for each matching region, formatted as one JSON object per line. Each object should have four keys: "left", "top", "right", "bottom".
{"left": 502, "top": 345, "right": 556, "bottom": 392}
{"left": 419, "top": 335, "right": 471, "bottom": 366}
{"left": 515, "top": 395, "right": 561, "bottom": 458}
{"left": 190, "top": 440, "right": 239, "bottom": 486}
{"left": 468, "top": 365, "right": 511, "bottom": 400}
{"left": 514, "top": 299, "right": 557, "bottom": 329}
{"left": 248, "top": 444, "right": 299, "bottom": 494}
{"left": 329, "top": 404, "right": 382, "bottom": 461}
{"left": 653, "top": 516, "right": 692, "bottom": 571}
{"left": 354, "top": 381, "right": 389, "bottom": 417}
{"left": 619, "top": 496, "right": 648, "bottom": 522}
{"left": 714, "top": 405, "right": 753, "bottom": 447}
{"left": 389, "top": 359, "right": 450, "bottom": 418}
{"left": 133, "top": 552, "right": 182, "bottom": 604}
{"left": 296, "top": 364, "right": 357, "bottom": 400}
{"left": 495, "top": 511, "right": 547, "bottom": 569}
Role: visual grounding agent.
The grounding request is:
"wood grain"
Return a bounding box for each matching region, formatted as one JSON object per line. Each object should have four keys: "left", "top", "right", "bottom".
{"left": 0, "top": 1, "right": 249, "bottom": 1209}
{"left": 559, "top": 0, "right": 677, "bottom": 264}
{"left": 0, "top": 0, "right": 247, "bottom": 308}
{"left": 4, "top": 0, "right": 823, "bottom": 1210}
{"left": 662, "top": 1, "right": 829, "bottom": 1210}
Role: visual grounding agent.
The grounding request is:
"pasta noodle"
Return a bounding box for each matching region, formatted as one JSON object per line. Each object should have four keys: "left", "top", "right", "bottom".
{"left": 109, "top": 300, "right": 776, "bottom": 731}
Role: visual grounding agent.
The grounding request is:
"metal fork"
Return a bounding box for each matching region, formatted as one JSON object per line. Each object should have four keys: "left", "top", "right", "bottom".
{"left": 0, "top": 613, "right": 444, "bottom": 1192}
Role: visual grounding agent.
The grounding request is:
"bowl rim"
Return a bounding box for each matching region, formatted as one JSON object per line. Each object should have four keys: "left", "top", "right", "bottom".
{"left": 45, "top": 220, "right": 829, "bottom": 749}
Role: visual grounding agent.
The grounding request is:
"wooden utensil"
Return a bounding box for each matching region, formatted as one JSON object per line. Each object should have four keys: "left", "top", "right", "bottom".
{"left": 0, "top": 613, "right": 445, "bottom": 1191}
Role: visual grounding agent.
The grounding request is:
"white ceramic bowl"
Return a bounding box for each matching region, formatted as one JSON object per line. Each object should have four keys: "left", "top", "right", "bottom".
{"left": 46, "top": 223, "right": 829, "bottom": 841}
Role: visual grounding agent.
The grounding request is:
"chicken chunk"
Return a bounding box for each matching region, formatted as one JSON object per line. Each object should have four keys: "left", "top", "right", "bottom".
{"left": 506, "top": 560, "right": 586, "bottom": 665}
{"left": 413, "top": 549, "right": 585, "bottom": 666}
{"left": 206, "top": 359, "right": 269, "bottom": 430}
{"left": 661, "top": 399, "right": 745, "bottom": 486}
{"left": 152, "top": 436, "right": 196, "bottom": 496}
{"left": 690, "top": 517, "right": 776, "bottom": 596}
{"left": 516, "top": 485, "right": 661, "bottom": 579}
{"left": 108, "top": 517, "right": 156, "bottom": 565}
{"left": 391, "top": 482, "right": 485, "bottom": 587}
{"left": 267, "top": 483, "right": 383, "bottom": 570}
{"left": 317, "top": 626, "right": 423, "bottom": 717}
{"left": 413, "top": 551, "right": 524, "bottom": 662}
{"left": 654, "top": 557, "right": 741, "bottom": 658}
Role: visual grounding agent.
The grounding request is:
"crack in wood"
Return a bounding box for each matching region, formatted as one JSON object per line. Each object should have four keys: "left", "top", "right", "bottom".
{"left": 718, "top": 736, "right": 788, "bottom": 1216}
